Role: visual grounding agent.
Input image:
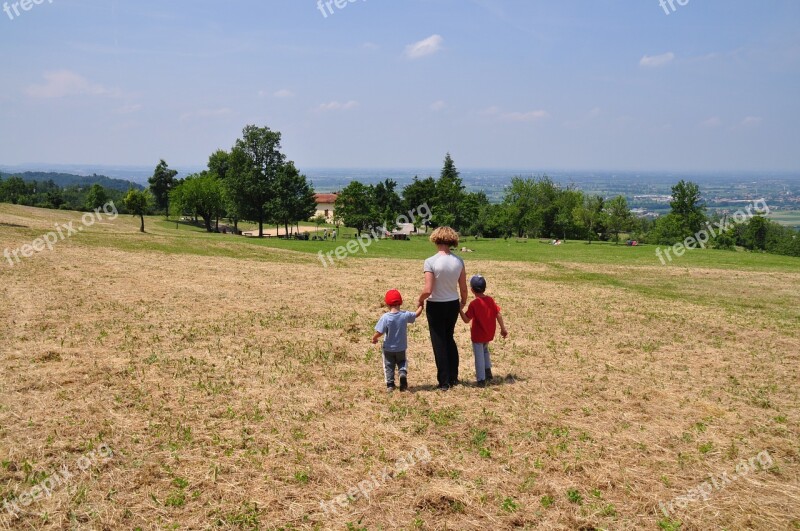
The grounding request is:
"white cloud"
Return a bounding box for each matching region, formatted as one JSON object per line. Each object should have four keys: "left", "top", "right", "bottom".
{"left": 700, "top": 116, "right": 722, "bottom": 128}
{"left": 314, "top": 100, "right": 359, "bottom": 112}
{"left": 480, "top": 106, "right": 549, "bottom": 123}
{"left": 26, "top": 70, "right": 115, "bottom": 99}
{"left": 180, "top": 107, "right": 234, "bottom": 121}
{"left": 430, "top": 100, "right": 445, "bottom": 111}
{"left": 588, "top": 107, "right": 602, "bottom": 118}
{"left": 501, "top": 110, "right": 550, "bottom": 122}
{"left": 741, "top": 116, "right": 762, "bottom": 127}
{"left": 273, "top": 89, "right": 294, "bottom": 98}
{"left": 639, "top": 52, "right": 675, "bottom": 68}
{"left": 404, "top": 34, "right": 444, "bottom": 59}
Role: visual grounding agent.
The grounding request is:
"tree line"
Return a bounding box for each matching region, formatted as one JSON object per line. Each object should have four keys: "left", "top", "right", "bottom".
{"left": 2, "top": 123, "right": 797, "bottom": 257}
{"left": 0, "top": 176, "right": 134, "bottom": 213}
{"left": 134, "top": 125, "right": 317, "bottom": 236}
{"left": 333, "top": 154, "right": 799, "bottom": 257}
{"left": 334, "top": 153, "right": 638, "bottom": 243}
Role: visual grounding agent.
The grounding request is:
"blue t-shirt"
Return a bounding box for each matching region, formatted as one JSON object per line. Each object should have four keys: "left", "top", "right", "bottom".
{"left": 375, "top": 311, "right": 416, "bottom": 352}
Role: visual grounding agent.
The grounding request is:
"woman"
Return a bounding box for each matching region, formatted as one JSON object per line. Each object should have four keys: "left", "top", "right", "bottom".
{"left": 418, "top": 226, "right": 468, "bottom": 391}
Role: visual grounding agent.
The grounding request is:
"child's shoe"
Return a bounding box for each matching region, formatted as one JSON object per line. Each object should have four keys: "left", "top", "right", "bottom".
{"left": 476, "top": 380, "right": 486, "bottom": 388}
{"left": 387, "top": 383, "right": 396, "bottom": 393}
{"left": 485, "top": 368, "right": 493, "bottom": 381}
{"left": 399, "top": 376, "right": 408, "bottom": 391}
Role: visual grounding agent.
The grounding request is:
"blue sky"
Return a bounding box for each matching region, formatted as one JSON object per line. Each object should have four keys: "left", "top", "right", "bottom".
{"left": 1, "top": 0, "right": 798, "bottom": 171}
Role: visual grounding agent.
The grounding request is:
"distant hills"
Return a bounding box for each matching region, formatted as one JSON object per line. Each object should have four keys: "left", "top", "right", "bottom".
{"left": 0, "top": 171, "right": 143, "bottom": 192}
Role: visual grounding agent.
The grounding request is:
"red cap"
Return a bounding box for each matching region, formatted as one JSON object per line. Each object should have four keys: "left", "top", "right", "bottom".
{"left": 384, "top": 289, "right": 403, "bottom": 306}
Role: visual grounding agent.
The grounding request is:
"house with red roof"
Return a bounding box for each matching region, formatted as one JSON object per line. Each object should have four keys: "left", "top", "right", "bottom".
{"left": 314, "top": 193, "right": 338, "bottom": 221}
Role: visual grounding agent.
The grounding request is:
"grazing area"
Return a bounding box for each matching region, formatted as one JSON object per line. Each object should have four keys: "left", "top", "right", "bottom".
{"left": 1, "top": 204, "right": 798, "bottom": 530}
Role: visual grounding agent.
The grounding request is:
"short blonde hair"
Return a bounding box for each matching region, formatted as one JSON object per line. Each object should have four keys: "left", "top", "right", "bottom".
{"left": 430, "top": 226, "right": 459, "bottom": 247}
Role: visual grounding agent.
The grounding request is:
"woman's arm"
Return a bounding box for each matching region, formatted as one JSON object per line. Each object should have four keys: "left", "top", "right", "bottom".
{"left": 419, "top": 271, "right": 434, "bottom": 306}
{"left": 458, "top": 266, "right": 468, "bottom": 309}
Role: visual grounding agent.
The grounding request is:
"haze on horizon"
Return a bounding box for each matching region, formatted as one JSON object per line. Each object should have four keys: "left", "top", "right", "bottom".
{"left": 1, "top": 0, "right": 798, "bottom": 173}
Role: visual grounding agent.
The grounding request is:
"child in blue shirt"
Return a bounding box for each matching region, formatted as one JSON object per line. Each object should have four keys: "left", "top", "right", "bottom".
{"left": 372, "top": 289, "right": 423, "bottom": 392}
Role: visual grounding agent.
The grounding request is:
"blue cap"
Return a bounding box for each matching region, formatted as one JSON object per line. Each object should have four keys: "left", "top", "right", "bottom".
{"left": 470, "top": 274, "right": 487, "bottom": 292}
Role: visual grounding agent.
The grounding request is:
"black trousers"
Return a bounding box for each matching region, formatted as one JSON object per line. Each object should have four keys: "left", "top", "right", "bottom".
{"left": 426, "top": 300, "right": 460, "bottom": 387}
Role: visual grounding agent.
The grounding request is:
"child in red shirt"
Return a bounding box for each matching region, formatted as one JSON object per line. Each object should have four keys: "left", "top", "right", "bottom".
{"left": 459, "top": 275, "right": 508, "bottom": 387}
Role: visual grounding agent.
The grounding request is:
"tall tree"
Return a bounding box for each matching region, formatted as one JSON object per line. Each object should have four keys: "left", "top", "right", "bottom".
{"left": 605, "top": 195, "right": 634, "bottom": 244}
{"left": 269, "top": 162, "right": 317, "bottom": 237}
{"left": 123, "top": 189, "right": 153, "bottom": 233}
{"left": 0, "top": 176, "right": 28, "bottom": 204}
{"left": 434, "top": 153, "right": 466, "bottom": 230}
{"left": 226, "top": 125, "right": 286, "bottom": 237}
{"left": 573, "top": 195, "right": 605, "bottom": 243}
{"left": 670, "top": 180, "right": 706, "bottom": 237}
{"left": 170, "top": 172, "right": 225, "bottom": 232}
{"left": 334, "top": 181, "right": 378, "bottom": 236}
{"left": 85, "top": 184, "right": 109, "bottom": 210}
{"left": 148, "top": 160, "right": 178, "bottom": 216}
{"left": 402, "top": 176, "right": 437, "bottom": 230}
{"left": 373, "top": 179, "right": 403, "bottom": 229}
{"left": 553, "top": 188, "right": 584, "bottom": 240}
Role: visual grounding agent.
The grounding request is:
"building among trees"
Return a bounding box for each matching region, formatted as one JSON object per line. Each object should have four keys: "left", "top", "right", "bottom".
{"left": 314, "top": 193, "right": 338, "bottom": 221}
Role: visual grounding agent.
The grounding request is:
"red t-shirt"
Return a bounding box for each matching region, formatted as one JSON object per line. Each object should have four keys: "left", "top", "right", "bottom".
{"left": 465, "top": 296, "right": 501, "bottom": 343}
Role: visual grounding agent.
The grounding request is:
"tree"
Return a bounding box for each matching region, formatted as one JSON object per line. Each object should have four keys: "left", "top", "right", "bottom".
{"left": 433, "top": 153, "right": 467, "bottom": 230}
{"left": 123, "top": 189, "right": 153, "bottom": 233}
{"left": 226, "top": 125, "right": 286, "bottom": 237}
{"left": 268, "top": 162, "right": 317, "bottom": 237}
{"left": 208, "top": 149, "right": 244, "bottom": 232}
{"left": 402, "top": 176, "right": 437, "bottom": 230}
{"left": 148, "top": 160, "right": 178, "bottom": 216}
{"left": 573, "top": 195, "right": 605, "bottom": 243}
{"left": 553, "top": 188, "right": 584, "bottom": 240}
{"left": 670, "top": 180, "right": 706, "bottom": 237}
{"left": 374, "top": 179, "right": 403, "bottom": 229}
{"left": 0, "top": 176, "right": 28, "bottom": 204}
{"left": 605, "top": 195, "right": 634, "bottom": 244}
{"left": 334, "top": 181, "right": 378, "bottom": 236}
{"left": 46, "top": 188, "right": 65, "bottom": 209}
{"left": 85, "top": 184, "right": 109, "bottom": 210}
{"left": 460, "top": 191, "right": 490, "bottom": 237}
{"left": 744, "top": 215, "right": 769, "bottom": 251}
{"left": 648, "top": 214, "right": 684, "bottom": 245}
{"left": 170, "top": 172, "right": 225, "bottom": 232}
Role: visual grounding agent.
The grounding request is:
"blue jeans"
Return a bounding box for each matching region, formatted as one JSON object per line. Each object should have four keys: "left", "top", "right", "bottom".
{"left": 383, "top": 350, "right": 407, "bottom": 386}
{"left": 472, "top": 342, "right": 492, "bottom": 381}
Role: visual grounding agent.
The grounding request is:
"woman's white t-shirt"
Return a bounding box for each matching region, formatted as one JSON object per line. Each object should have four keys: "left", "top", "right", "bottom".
{"left": 424, "top": 252, "right": 464, "bottom": 302}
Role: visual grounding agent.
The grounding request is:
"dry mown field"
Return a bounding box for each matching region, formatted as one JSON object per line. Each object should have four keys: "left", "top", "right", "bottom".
{"left": 1, "top": 205, "right": 799, "bottom": 530}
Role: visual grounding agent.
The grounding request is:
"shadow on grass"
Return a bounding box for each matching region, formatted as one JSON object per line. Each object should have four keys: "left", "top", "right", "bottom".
{"left": 409, "top": 374, "right": 522, "bottom": 393}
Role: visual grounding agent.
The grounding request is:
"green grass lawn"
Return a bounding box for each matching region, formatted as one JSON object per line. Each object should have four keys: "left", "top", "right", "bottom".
{"left": 130, "top": 215, "right": 800, "bottom": 272}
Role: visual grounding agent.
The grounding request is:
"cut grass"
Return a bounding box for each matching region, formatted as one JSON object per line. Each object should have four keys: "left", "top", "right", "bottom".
{"left": 0, "top": 203, "right": 798, "bottom": 530}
